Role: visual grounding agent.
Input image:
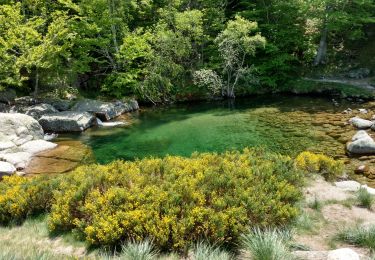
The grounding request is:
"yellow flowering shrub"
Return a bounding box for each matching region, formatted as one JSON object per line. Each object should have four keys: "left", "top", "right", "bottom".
{"left": 48, "top": 149, "right": 302, "bottom": 251}
{"left": 0, "top": 175, "right": 57, "bottom": 224}
{"left": 295, "top": 151, "right": 344, "bottom": 180}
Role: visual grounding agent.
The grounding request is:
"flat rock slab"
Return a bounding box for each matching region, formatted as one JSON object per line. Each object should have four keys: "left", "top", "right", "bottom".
{"left": 25, "top": 140, "right": 94, "bottom": 175}
{"left": 39, "top": 111, "right": 96, "bottom": 132}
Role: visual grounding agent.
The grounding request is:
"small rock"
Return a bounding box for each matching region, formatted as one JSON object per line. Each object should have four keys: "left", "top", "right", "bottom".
{"left": 0, "top": 161, "right": 16, "bottom": 177}
{"left": 335, "top": 181, "right": 361, "bottom": 191}
{"left": 349, "top": 117, "right": 373, "bottom": 129}
{"left": 347, "top": 130, "right": 375, "bottom": 154}
{"left": 354, "top": 165, "right": 369, "bottom": 174}
{"left": 358, "top": 108, "right": 368, "bottom": 114}
{"left": 327, "top": 248, "right": 359, "bottom": 260}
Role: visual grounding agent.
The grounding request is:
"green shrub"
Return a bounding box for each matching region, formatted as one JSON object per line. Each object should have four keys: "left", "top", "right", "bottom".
{"left": 337, "top": 225, "right": 375, "bottom": 251}
{"left": 47, "top": 149, "right": 302, "bottom": 251}
{"left": 357, "top": 188, "right": 374, "bottom": 210}
{"left": 241, "top": 228, "right": 294, "bottom": 260}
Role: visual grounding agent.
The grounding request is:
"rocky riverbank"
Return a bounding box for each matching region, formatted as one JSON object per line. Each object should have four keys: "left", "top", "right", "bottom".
{"left": 0, "top": 90, "right": 139, "bottom": 176}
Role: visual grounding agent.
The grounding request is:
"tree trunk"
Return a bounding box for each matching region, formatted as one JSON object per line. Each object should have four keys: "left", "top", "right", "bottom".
{"left": 33, "top": 68, "right": 39, "bottom": 98}
{"left": 314, "top": 6, "right": 329, "bottom": 66}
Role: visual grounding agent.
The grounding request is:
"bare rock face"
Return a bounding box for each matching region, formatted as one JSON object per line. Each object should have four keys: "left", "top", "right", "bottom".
{"left": 0, "top": 113, "right": 44, "bottom": 152}
{"left": 327, "top": 248, "right": 359, "bottom": 260}
{"left": 39, "top": 111, "right": 96, "bottom": 132}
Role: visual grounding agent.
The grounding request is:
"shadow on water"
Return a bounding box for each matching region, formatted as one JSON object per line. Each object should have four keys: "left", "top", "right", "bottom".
{"left": 59, "top": 94, "right": 360, "bottom": 164}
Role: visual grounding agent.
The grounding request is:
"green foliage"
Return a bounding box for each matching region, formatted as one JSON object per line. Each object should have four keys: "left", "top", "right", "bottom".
{"left": 356, "top": 188, "right": 374, "bottom": 210}
{"left": 45, "top": 149, "right": 301, "bottom": 251}
{"left": 288, "top": 79, "right": 375, "bottom": 99}
{"left": 241, "top": 228, "right": 294, "bottom": 260}
{"left": 337, "top": 225, "right": 375, "bottom": 251}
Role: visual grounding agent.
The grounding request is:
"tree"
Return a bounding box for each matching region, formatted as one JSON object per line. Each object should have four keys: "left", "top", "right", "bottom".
{"left": 310, "top": 0, "right": 375, "bottom": 66}
{"left": 214, "top": 16, "right": 265, "bottom": 98}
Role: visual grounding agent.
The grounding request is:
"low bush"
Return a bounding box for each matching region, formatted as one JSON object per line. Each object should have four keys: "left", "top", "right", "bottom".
{"left": 295, "top": 151, "right": 344, "bottom": 180}
{"left": 47, "top": 149, "right": 302, "bottom": 251}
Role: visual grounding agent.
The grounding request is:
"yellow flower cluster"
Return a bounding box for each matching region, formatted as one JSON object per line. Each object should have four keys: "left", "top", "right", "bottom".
{"left": 0, "top": 175, "right": 55, "bottom": 224}
{"left": 295, "top": 151, "right": 344, "bottom": 180}
{"left": 48, "top": 149, "right": 302, "bottom": 251}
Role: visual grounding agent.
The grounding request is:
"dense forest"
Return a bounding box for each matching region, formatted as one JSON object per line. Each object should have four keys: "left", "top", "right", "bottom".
{"left": 1, "top": 0, "right": 374, "bottom": 103}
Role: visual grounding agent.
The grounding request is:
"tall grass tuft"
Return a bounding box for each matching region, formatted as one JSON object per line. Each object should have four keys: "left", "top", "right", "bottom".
{"left": 337, "top": 225, "right": 375, "bottom": 251}
{"left": 119, "top": 239, "right": 159, "bottom": 260}
{"left": 191, "top": 242, "right": 232, "bottom": 260}
{"left": 241, "top": 228, "right": 294, "bottom": 260}
{"left": 357, "top": 188, "right": 374, "bottom": 210}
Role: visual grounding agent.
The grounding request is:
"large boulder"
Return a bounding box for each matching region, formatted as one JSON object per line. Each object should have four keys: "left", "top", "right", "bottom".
{"left": 72, "top": 99, "right": 139, "bottom": 121}
{"left": 39, "top": 98, "right": 72, "bottom": 111}
{"left": 347, "top": 130, "right": 375, "bottom": 155}
{"left": 25, "top": 103, "right": 58, "bottom": 119}
{"left": 0, "top": 113, "right": 44, "bottom": 153}
{"left": 19, "top": 140, "right": 57, "bottom": 154}
{"left": 72, "top": 99, "right": 118, "bottom": 121}
{"left": 39, "top": 111, "right": 96, "bottom": 132}
{"left": 349, "top": 117, "right": 374, "bottom": 129}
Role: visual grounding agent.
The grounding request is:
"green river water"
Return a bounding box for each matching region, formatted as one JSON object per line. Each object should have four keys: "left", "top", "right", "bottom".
{"left": 58, "top": 95, "right": 360, "bottom": 164}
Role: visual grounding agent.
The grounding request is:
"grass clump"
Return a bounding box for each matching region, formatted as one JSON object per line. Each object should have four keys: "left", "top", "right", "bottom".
{"left": 356, "top": 188, "right": 374, "bottom": 210}
{"left": 191, "top": 242, "right": 232, "bottom": 260}
{"left": 337, "top": 225, "right": 375, "bottom": 251}
{"left": 119, "top": 240, "right": 159, "bottom": 260}
{"left": 308, "top": 197, "right": 323, "bottom": 211}
{"left": 241, "top": 228, "right": 294, "bottom": 260}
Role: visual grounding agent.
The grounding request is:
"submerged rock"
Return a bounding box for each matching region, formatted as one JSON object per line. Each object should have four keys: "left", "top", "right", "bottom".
{"left": 39, "top": 111, "right": 96, "bottom": 132}
{"left": 26, "top": 140, "right": 94, "bottom": 175}
{"left": 349, "top": 117, "right": 373, "bottom": 129}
